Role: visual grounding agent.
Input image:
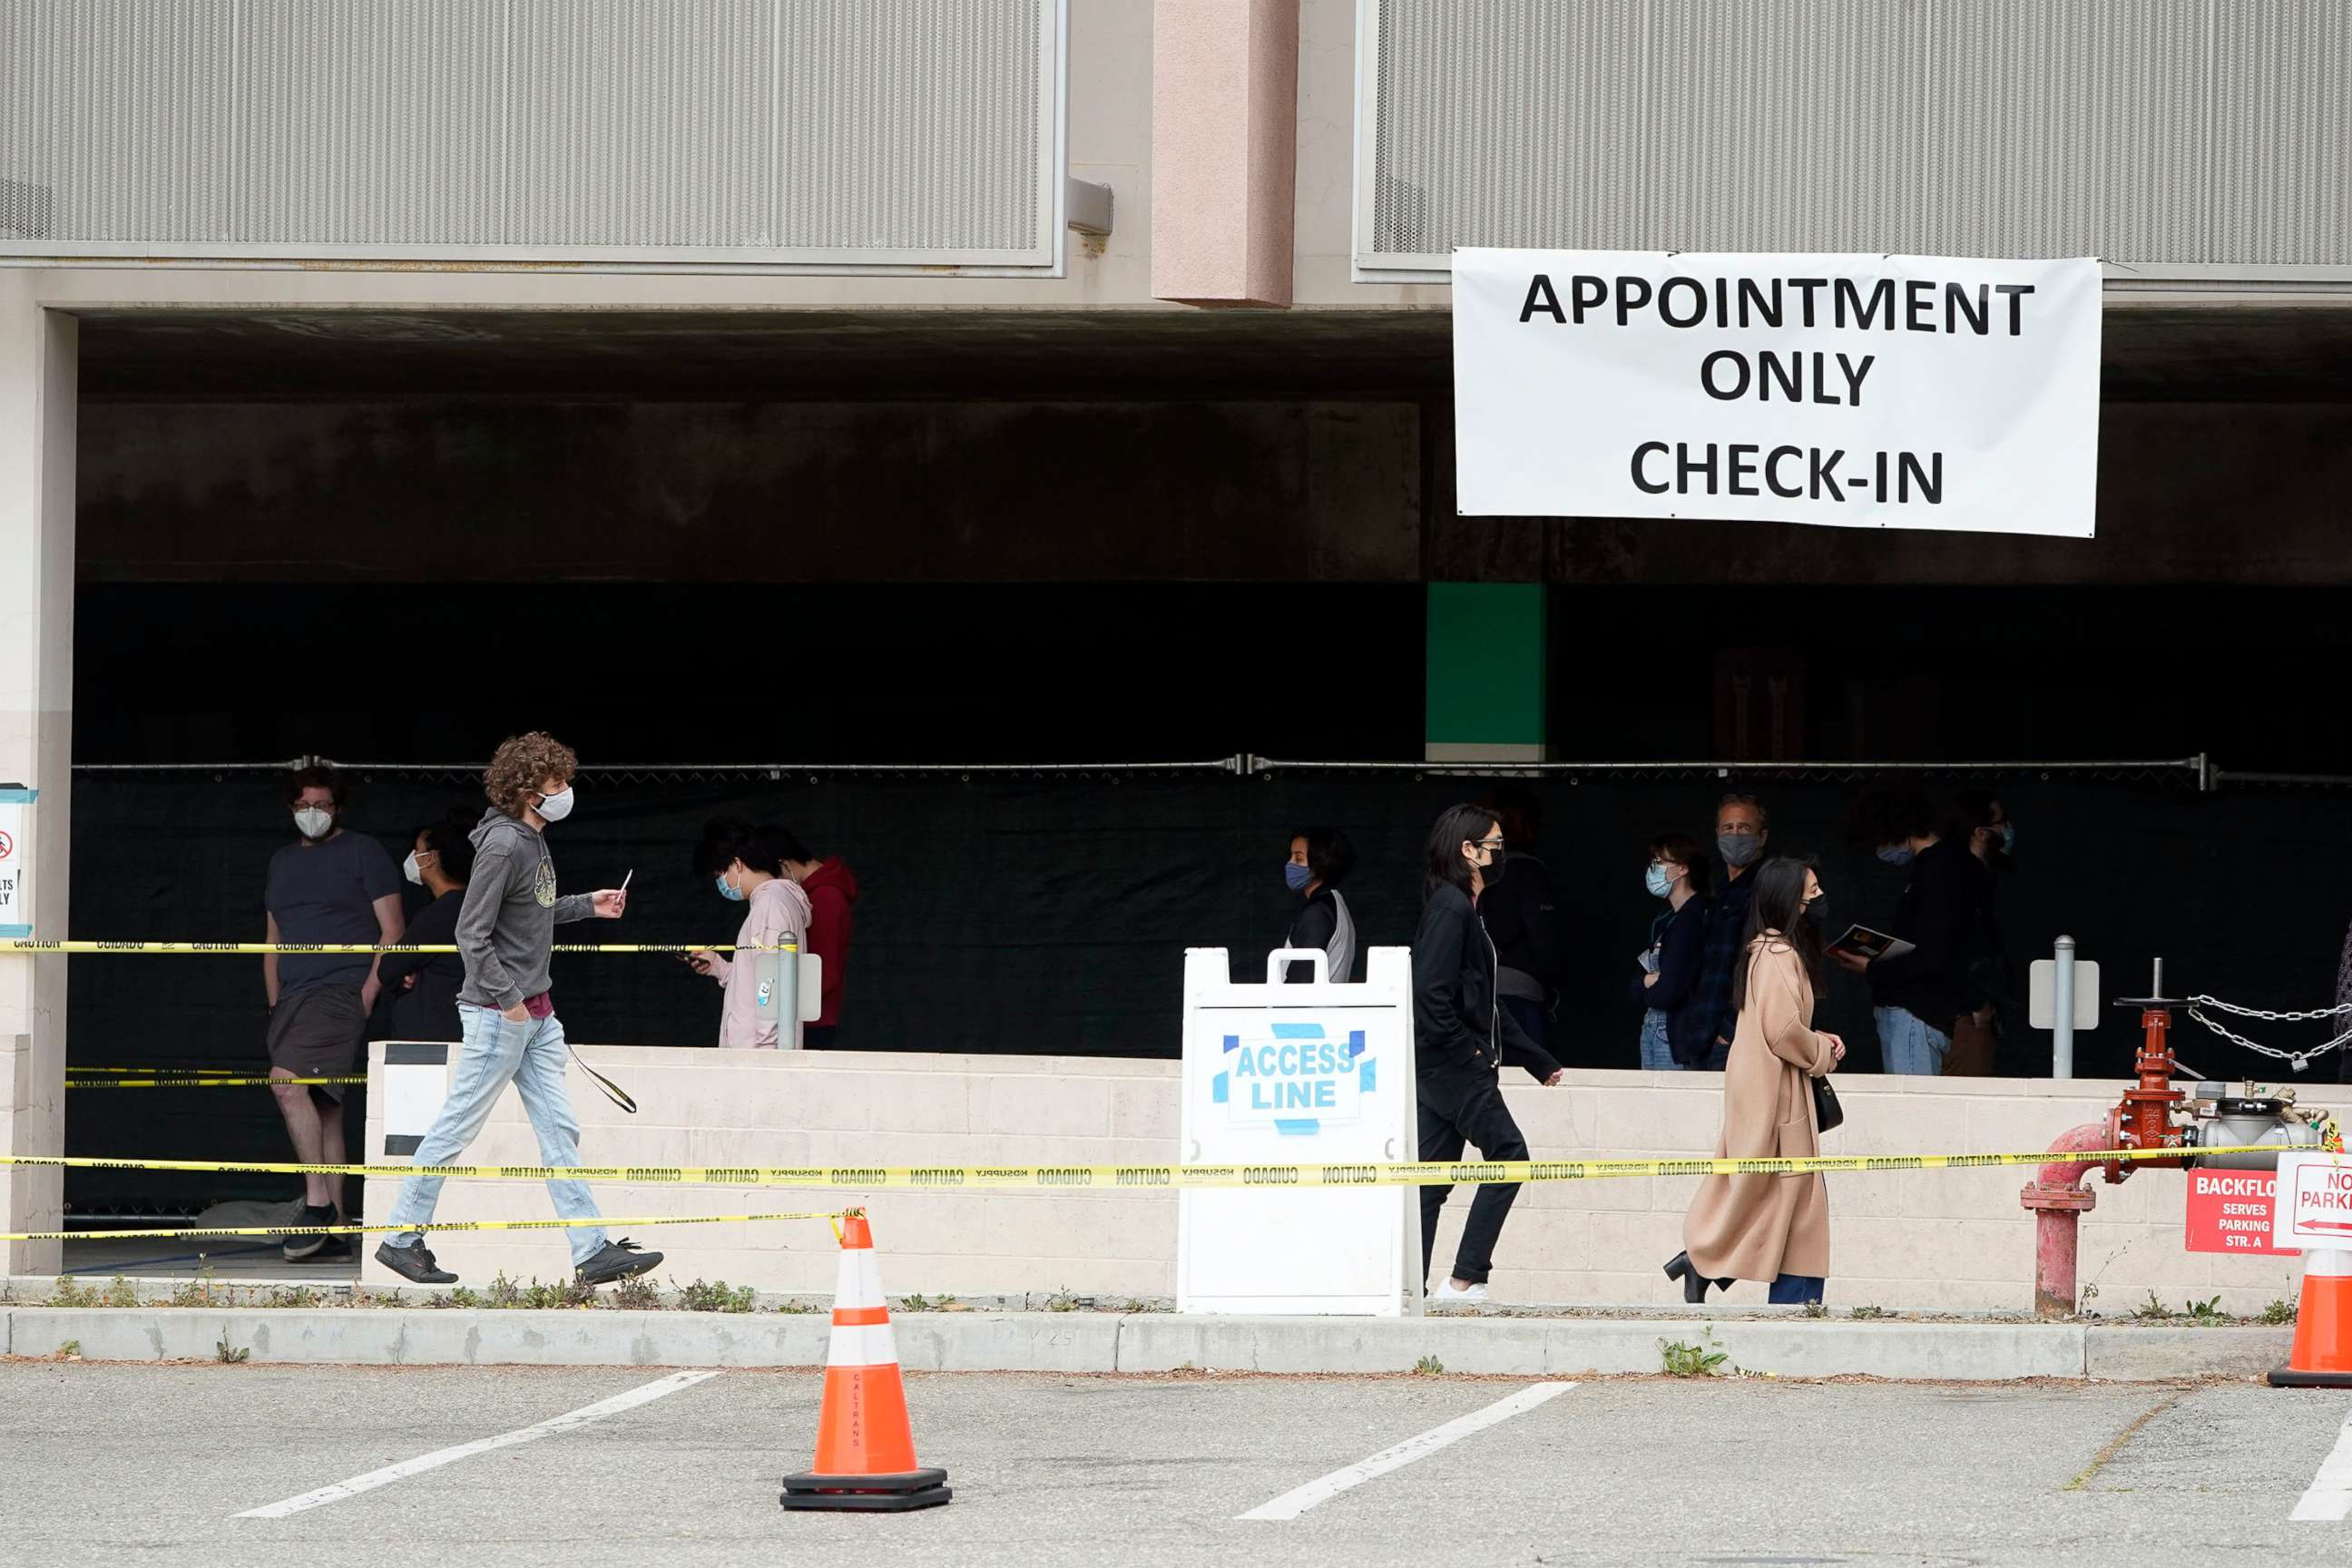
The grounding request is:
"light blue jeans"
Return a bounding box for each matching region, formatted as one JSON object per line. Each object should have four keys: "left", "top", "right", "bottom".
{"left": 1639, "top": 1009, "right": 1680, "bottom": 1071}
{"left": 1875, "top": 1005, "right": 1950, "bottom": 1076}
{"left": 387, "top": 1004, "right": 607, "bottom": 1266}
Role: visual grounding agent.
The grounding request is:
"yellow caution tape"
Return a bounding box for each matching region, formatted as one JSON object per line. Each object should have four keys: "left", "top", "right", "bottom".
{"left": 67, "top": 1066, "right": 240, "bottom": 1075}
{"left": 0, "top": 1145, "right": 2288, "bottom": 1189}
{"left": 64, "top": 1076, "right": 367, "bottom": 1089}
{"left": 4, "top": 940, "right": 779, "bottom": 955}
{"left": 0, "top": 1210, "right": 844, "bottom": 1244}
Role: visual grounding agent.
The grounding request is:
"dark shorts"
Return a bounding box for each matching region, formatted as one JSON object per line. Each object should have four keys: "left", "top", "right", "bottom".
{"left": 266, "top": 984, "right": 367, "bottom": 1103}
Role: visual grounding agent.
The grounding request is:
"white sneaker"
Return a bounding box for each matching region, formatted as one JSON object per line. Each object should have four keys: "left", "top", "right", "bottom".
{"left": 1426, "top": 1279, "right": 1488, "bottom": 1304}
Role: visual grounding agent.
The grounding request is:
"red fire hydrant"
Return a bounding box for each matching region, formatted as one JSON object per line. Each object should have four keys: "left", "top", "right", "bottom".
{"left": 2022, "top": 1122, "right": 2109, "bottom": 1318}
{"left": 2021, "top": 975, "right": 2192, "bottom": 1317}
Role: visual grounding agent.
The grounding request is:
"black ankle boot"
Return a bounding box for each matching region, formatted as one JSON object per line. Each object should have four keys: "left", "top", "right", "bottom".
{"left": 1663, "top": 1252, "right": 1734, "bottom": 1305}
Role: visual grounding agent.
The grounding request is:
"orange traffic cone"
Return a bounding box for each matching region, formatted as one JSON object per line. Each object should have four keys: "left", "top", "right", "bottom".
{"left": 781, "top": 1211, "right": 951, "bottom": 1511}
{"left": 2272, "top": 1248, "right": 2352, "bottom": 1387}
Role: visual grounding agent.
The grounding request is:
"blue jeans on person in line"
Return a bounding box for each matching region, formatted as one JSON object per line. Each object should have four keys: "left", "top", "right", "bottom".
{"left": 1875, "top": 1004, "right": 1951, "bottom": 1076}
{"left": 1769, "top": 1274, "right": 1827, "bottom": 1305}
{"left": 386, "top": 1004, "right": 607, "bottom": 1267}
{"left": 1640, "top": 1011, "right": 1728, "bottom": 1071}
{"left": 1639, "top": 1009, "right": 1678, "bottom": 1071}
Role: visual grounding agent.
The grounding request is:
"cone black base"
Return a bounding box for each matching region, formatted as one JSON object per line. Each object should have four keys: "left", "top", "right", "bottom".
{"left": 781, "top": 1467, "right": 952, "bottom": 1512}
{"left": 2269, "top": 1367, "right": 2352, "bottom": 1388}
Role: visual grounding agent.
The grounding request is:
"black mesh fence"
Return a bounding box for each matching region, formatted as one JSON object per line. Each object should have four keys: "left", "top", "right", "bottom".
{"left": 58, "top": 765, "right": 2348, "bottom": 1211}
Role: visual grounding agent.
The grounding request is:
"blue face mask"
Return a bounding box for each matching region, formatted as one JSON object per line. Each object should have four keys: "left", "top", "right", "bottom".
{"left": 1284, "top": 861, "right": 1314, "bottom": 893}
{"left": 1877, "top": 844, "right": 1916, "bottom": 867}
{"left": 2000, "top": 823, "right": 2016, "bottom": 854}
{"left": 1644, "top": 863, "right": 1676, "bottom": 898}
{"left": 716, "top": 872, "right": 746, "bottom": 903}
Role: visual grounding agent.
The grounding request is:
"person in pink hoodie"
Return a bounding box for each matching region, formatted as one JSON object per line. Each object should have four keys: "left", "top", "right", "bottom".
{"left": 689, "top": 818, "right": 813, "bottom": 1050}
{"left": 778, "top": 834, "right": 857, "bottom": 1049}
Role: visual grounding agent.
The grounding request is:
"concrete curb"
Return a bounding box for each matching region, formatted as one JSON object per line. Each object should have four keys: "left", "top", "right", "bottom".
{"left": 0, "top": 1308, "right": 2291, "bottom": 1381}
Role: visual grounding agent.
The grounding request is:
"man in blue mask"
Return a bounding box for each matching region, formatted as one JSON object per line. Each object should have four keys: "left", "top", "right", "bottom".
{"left": 1688, "top": 793, "right": 1771, "bottom": 1071}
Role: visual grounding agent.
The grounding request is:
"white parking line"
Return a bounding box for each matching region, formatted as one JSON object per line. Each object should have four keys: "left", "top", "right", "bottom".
{"left": 2292, "top": 1405, "right": 2352, "bottom": 1522}
{"left": 234, "top": 1370, "right": 722, "bottom": 1519}
{"left": 1236, "top": 1381, "right": 1577, "bottom": 1522}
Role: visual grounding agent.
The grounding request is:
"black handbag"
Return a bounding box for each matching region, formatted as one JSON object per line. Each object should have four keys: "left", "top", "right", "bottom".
{"left": 1811, "top": 1074, "right": 1844, "bottom": 1133}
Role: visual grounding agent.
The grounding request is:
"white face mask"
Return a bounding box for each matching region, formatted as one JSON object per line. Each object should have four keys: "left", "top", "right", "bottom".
{"left": 402, "top": 851, "right": 425, "bottom": 886}
{"left": 534, "top": 786, "right": 575, "bottom": 823}
{"left": 293, "top": 807, "right": 334, "bottom": 839}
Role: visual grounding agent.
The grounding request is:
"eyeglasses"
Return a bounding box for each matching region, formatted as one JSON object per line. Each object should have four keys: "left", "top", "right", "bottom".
{"left": 1470, "top": 837, "right": 1505, "bottom": 852}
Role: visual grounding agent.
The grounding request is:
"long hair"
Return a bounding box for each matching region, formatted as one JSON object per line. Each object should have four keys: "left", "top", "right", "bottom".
{"left": 1424, "top": 803, "right": 1499, "bottom": 902}
{"left": 1730, "top": 855, "right": 1821, "bottom": 1012}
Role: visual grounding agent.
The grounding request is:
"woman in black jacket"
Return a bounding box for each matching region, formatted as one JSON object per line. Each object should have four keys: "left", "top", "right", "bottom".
{"left": 1415, "top": 802, "right": 1565, "bottom": 1305}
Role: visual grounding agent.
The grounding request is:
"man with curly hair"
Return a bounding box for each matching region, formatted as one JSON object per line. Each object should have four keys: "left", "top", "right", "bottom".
{"left": 377, "top": 732, "right": 662, "bottom": 1288}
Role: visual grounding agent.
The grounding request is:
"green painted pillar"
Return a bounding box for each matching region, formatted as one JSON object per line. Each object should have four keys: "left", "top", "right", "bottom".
{"left": 1424, "top": 583, "right": 1546, "bottom": 762}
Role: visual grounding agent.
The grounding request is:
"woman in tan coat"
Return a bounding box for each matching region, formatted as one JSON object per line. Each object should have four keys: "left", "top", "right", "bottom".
{"left": 1666, "top": 857, "right": 1846, "bottom": 1306}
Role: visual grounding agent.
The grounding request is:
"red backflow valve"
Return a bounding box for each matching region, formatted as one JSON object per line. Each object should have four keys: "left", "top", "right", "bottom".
{"left": 2104, "top": 956, "right": 2190, "bottom": 1183}
{"left": 2019, "top": 957, "right": 2324, "bottom": 1317}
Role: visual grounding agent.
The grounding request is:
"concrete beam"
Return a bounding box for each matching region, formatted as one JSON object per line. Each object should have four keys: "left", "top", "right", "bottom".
{"left": 1150, "top": 0, "right": 1300, "bottom": 307}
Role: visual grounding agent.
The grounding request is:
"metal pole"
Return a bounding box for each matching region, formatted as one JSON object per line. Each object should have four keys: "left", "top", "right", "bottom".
{"left": 753, "top": 934, "right": 801, "bottom": 1049}
{"left": 2053, "top": 936, "right": 2076, "bottom": 1080}
{"left": 781, "top": 932, "right": 800, "bottom": 1050}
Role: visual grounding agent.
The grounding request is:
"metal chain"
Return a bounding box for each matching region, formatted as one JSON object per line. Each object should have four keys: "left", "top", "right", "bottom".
{"left": 2186, "top": 1004, "right": 2352, "bottom": 1073}
{"left": 2189, "top": 994, "right": 2352, "bottom": 1022}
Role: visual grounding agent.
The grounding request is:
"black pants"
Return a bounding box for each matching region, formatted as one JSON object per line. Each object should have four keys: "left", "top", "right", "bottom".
{"left": 1416, "top": 1058, "right": 1529, "bottom": 1286}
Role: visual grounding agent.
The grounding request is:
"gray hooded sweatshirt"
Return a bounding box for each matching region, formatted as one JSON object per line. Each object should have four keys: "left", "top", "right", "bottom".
{"left": 455, "top": 808, "right": 594, "bottom": 1013}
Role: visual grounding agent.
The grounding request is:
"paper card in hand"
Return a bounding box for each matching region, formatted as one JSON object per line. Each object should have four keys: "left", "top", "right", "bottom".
{"left": 1829, "top": 925, "right": 1916, "bottom": 962}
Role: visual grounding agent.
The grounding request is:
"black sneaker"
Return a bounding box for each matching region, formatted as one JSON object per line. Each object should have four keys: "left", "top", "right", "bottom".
{"left": 575, "top": 1240, "right": 662, "bottom": 1287}
{"left": 374, "top": 1240, "right": 457, "bottom": 1285}
{"left": 299, "top": 1233, "right": 354, "bottom": 1263}
{"left": 281, "top": 1203, "right": 338, "bottom": 1261}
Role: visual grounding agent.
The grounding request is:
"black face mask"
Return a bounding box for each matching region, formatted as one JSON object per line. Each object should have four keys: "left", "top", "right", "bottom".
{"left": 1803, "top": 897, "right": 1828, "bottom": 926}
{"left": 1481, "top": 852, "right": 1506, "bottom": 888}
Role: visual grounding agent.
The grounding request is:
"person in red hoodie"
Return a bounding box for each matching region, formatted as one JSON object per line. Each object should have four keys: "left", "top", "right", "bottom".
{"left": 778, "top": 829, "right": 857, "bottom": 1048}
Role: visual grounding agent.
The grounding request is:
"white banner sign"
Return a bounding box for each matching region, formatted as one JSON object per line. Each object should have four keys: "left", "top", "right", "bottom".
{"left": 1454, "top": 250, "right": 2102, "bottom": 537}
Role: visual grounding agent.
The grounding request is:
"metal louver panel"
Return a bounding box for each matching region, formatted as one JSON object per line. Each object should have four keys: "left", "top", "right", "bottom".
{"left": 2210, "top": 0, "right": 2352, "bottom": 266}
{"left": 1358, "top": 0, "right": 2352, "bottom": 275}
{"left": 0, "top": 0, "right": 1060, "bottom": 268}
{"left": 1923, "top": 0, "right": 2207, "bottom": 261}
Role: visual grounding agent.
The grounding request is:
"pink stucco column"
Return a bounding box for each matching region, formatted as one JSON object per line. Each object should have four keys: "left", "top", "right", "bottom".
{"left": 1151, "top": 0, "right": 1299, "bottom": 307}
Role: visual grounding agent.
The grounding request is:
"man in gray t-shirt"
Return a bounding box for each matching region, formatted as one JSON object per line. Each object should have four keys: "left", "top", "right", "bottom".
{"left": 264, "top": 766, "right": 403, "bottom": 1262}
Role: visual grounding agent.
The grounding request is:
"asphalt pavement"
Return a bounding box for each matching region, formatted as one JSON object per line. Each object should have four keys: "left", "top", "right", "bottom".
{"left": 1, "top": 1360, "right": 2347, "bottom": 1567}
